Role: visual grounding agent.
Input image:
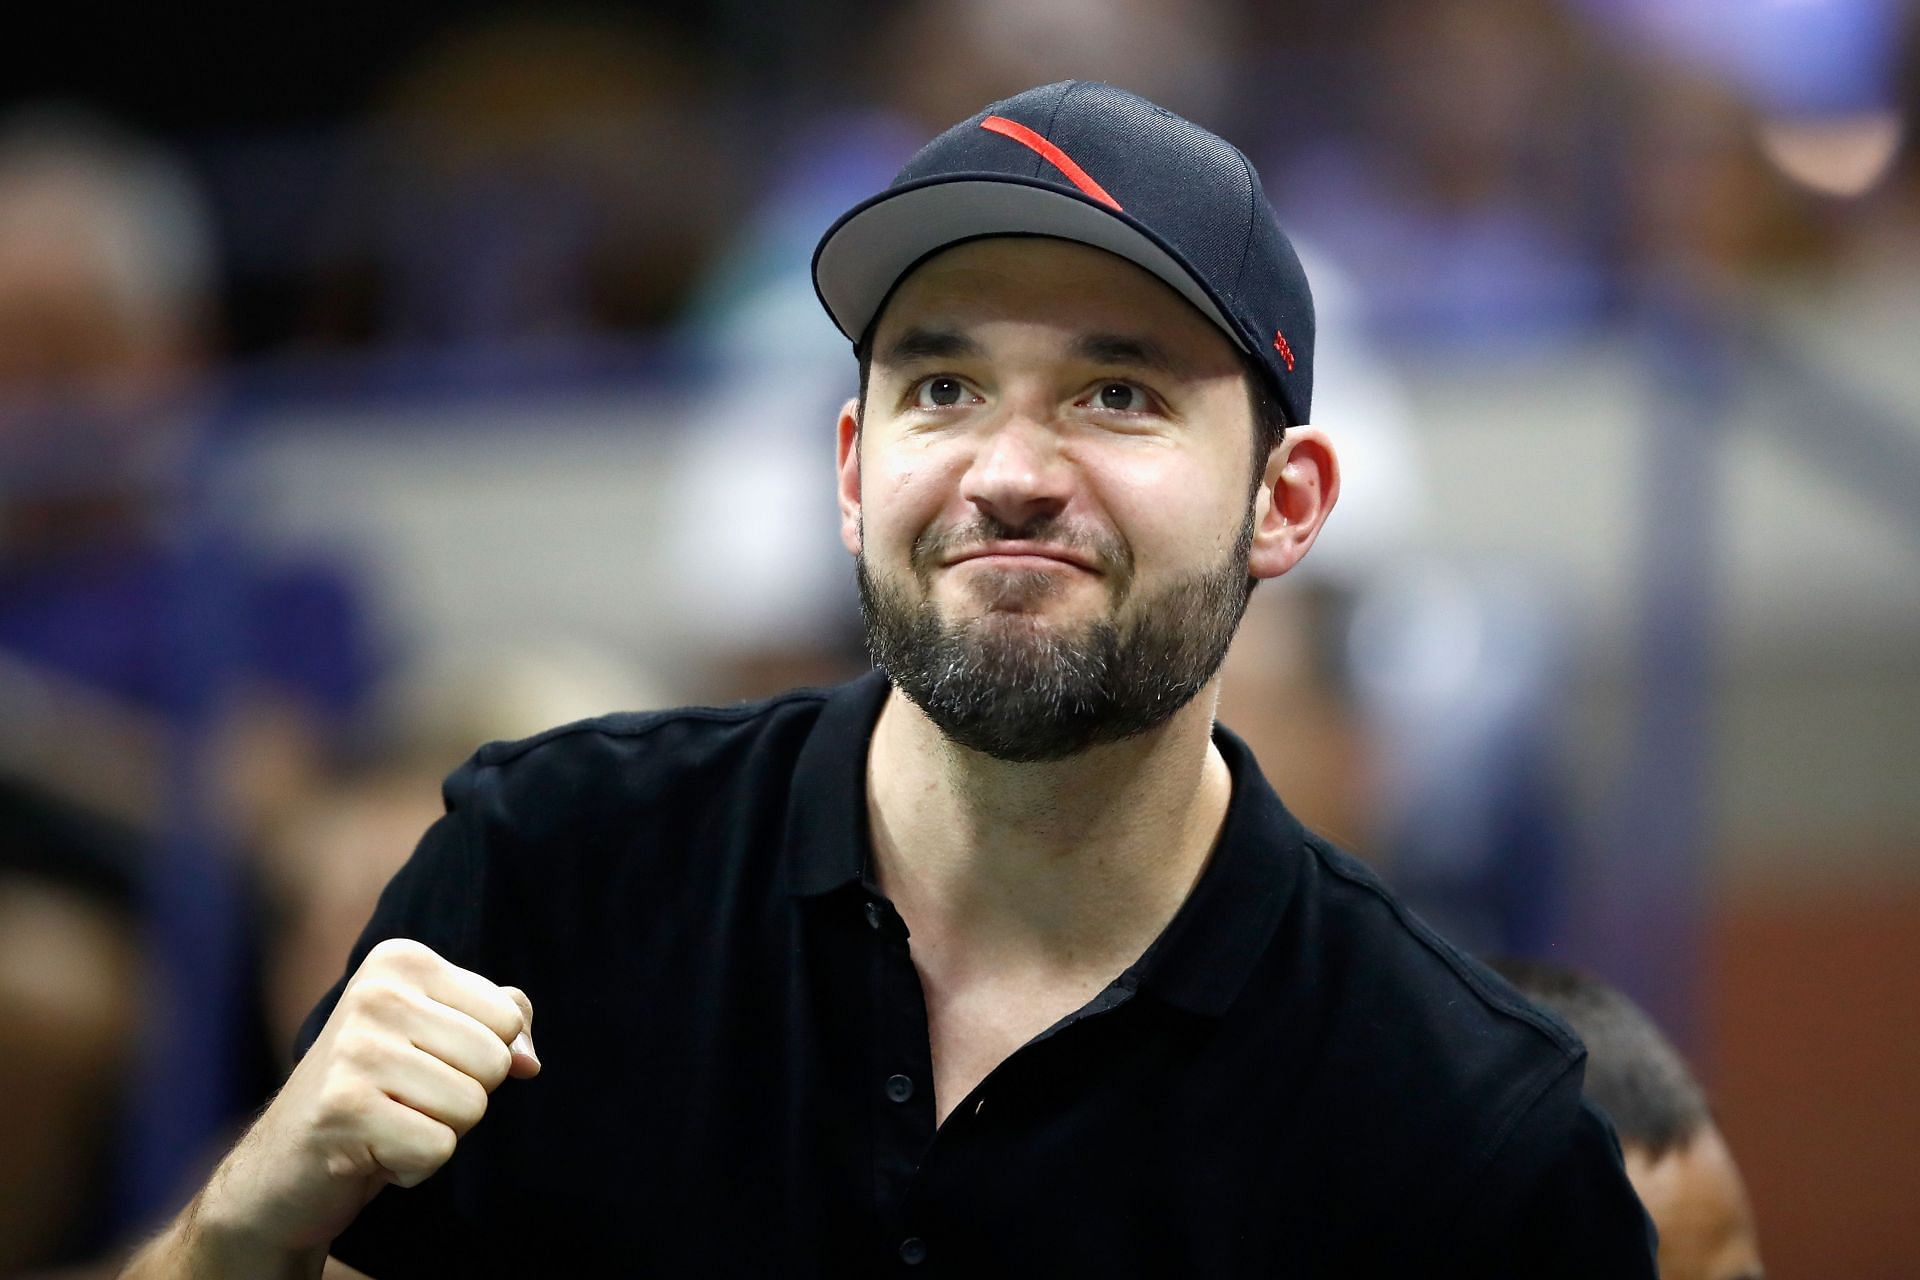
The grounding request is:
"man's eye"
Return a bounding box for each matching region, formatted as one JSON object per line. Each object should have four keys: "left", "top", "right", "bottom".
{"left": 1094, "top": 382, "right": 1147, "bottom": 412}
{"left": 913, "top": 376, "right": 973, "bottom": 409}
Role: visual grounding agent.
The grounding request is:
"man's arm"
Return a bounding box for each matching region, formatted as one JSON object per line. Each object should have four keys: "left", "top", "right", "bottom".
{"left": 121, "top": 1190, "right": 325, "bottom": 1280}
{"left": 120, "top": 939, "right": 537, "bottom": 1279}
{"left": 1461, "top": 1093, "right": 1658, "bottom": 1278}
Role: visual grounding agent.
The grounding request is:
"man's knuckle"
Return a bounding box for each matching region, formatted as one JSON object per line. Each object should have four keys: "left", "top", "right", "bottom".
{"left": 345, "top": 976, "right": 398, "bottom": 1013}
{"left": 371, "top": 1138, "right": 426, "bottom": 1177}
{"left": 451, "top": 1078, "right": 490, "bottom": 1132}
{"left": 364, "top": 936, "right": 412, "bottom": 964}
{"left": 467, "top": 1042, "right": 510, "bottom": 1092}
{"left": 496, "top": 998, "right": 527, "bottom": 1039}
{"left": 368, "top": 937, "right": 436, "bottom": 975}
{"left": 354, "top": 979, "right": 424, "bottom": 1027}
{"left": 333, "top": 1028, "right": 388, "bottom": 1072}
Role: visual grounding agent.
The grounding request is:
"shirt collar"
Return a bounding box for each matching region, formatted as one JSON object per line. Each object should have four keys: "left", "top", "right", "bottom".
{"left": 782, "top": 668, "right": 1308, "bottom": 1018}
{"left": 1127, "top": 723, "right": 1308, "bottom": 1017}
{"left": 782, "top": 667, "right": 890, "bottom": 898}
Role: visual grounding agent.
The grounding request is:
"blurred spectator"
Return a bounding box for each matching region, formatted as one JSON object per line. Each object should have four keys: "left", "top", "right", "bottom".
{"left": 0, "top": 120, "right": 213, "bottom": 1276}
{"left": 0, "top": 110, "right": 211, "bottom": 414}
{"left": 1615, "top": 62, "right": 1835, "bottom": 295}
{"left": 1491, "top": 957, "right": 1764, "bottom": 1280}
{"left": 1220, "top": 579, "right": 1371, "bottom": 847}
{"left": 1816, "top": 9, "right": 1920, "bottom": 351}
{"left": 1223, "top": 544, "right": 1581, "bottom": 962}
{"left": 1577, "top": 0, "right": 1870, "bottom": 291}
{"left": 1346, "top": 563, "right": 1577, "bottom": 954}
{"left": 1264, "top": 0, "right": 1617, "bottom": 347}
{"left": 0, "top": 109, "right": 379, "bottom": 840}
{"left": 0, "top": 109, "right": 374, "bottom": 1269}
{"left": 0, "top": 778, "right": 142, "bottom": 1272}
{"left": 301, "top": 10, "right": 742, "bottom": 349}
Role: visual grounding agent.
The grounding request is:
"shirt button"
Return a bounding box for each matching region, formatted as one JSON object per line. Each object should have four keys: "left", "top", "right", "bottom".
{"left": 864, "top": 901, "right": 884, "bottom": 930}
{"left": 885, "top": 1073, "right": 914, "bottom": 1103}
{"left": 899, "top": 1237, "right": 928, "bottom": 1266}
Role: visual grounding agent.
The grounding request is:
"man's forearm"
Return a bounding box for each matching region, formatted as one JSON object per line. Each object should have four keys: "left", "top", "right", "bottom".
{"left": 118, "top": 1185, "right": 327, "bottom": 1280}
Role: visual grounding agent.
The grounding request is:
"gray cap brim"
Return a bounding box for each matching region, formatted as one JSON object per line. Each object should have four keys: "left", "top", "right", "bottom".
{"left": 812, "top": 175, "right": 1250, "bottom": 355}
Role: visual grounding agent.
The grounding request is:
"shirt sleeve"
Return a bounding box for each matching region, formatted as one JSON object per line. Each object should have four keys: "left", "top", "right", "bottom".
{"left": 1454, "top": 1068, "right": 1659, "bottom": 1277}
{"left": 290, "top": 756, "right": 498, "bottom": 1278}
{"left": 1513, "top": 1098, "right": 1659, "bottom": 1276}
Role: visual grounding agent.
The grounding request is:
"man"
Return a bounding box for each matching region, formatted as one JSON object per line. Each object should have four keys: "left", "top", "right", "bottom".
{"left": 126, "top": 81, "right": 1655, "bottom": 1277}
{"left": 1492, "top": 958, "right": 1766, "bottom": 1280}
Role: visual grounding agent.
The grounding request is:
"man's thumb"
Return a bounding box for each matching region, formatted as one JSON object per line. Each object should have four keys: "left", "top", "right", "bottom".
{"left": 503, "top": 985, "right": 540, "bottom": 1076}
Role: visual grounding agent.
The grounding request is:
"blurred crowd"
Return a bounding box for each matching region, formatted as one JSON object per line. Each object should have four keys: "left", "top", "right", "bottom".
{"left": 2, "top": 0, "right": 1916, "bottom": 1273}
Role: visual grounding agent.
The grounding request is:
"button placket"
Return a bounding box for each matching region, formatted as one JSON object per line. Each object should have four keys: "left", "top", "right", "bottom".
{"left": 865, "top": 892, "right": 937, "bottom": 1256}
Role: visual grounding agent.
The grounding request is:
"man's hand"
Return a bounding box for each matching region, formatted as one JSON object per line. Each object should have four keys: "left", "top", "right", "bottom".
{"left": 125, "top": 938, "right": 538, "bottom": 1276}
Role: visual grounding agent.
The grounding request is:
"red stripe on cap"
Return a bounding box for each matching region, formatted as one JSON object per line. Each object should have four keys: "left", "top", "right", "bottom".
{"left": 979, "top": 115, "right": 1122, "bottom": 211}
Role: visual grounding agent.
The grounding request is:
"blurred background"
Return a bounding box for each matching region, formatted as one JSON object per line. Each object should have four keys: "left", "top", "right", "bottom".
{"left": 2, "top": 0, "right": 1915, "bottom": 1274}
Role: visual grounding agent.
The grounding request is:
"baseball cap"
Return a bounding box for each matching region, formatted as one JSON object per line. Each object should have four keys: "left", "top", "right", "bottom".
{"left": 812, "top": 80, "right": 1315, "bottom": 426}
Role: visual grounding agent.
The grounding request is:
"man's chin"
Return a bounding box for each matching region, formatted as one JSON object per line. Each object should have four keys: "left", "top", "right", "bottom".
{"left": 939, "top": 581, "right": 1108, "bottom": 624}
{"left": 949, "top": 608, "right": 1109, "bottom": 658}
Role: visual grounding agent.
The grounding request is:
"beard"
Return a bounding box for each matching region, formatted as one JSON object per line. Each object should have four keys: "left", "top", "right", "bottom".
{"left": 856, "top": 507, "right": 1257, "bottom": 763}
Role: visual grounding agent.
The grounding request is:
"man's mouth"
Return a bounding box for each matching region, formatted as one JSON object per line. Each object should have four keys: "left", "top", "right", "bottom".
{"left": 947, "top": 543, "right": 1098, "bottom": 573}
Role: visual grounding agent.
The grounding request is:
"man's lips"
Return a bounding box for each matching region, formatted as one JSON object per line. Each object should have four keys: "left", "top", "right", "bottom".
{"left": 946, "top": 544, "right": 1099, "bottom": 573}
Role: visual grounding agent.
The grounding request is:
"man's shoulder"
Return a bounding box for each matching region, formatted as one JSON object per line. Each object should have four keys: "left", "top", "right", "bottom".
{"left": 1296, "top": 832, "right": 1582, "bottom": 1073}
{"left": 1246, "top": 834, "right": 1626, "bottom": 1259}
{"left": 1275, "top": 834, "right": 1590, "bottom": 1183}
{"left": 457, "top": 682, "right": 838, "bottom": 805}
{"left": 475, "top": 682, "right": 838, "bottom": 767}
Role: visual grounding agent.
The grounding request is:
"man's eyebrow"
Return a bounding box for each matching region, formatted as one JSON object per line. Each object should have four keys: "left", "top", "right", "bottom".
{"left": 1070, "top": 333, "right": 1191, "bottom": 379}
{"left": 875, "top": 327, "right": 983, "bottom": 366}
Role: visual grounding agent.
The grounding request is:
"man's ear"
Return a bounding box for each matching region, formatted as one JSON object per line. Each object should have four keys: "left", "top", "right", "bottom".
{"left": 1247, "top": 425, "right": 1340, "bottom": 582}
{"left": 837, "top": 398, "right": 863, "bottom": 556}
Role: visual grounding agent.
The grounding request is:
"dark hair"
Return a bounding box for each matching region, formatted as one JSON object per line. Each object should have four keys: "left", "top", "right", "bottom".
{"left": 1488, "top": 958, "right": 1712, "bottom": 1160}
{"left": 854, "top": 336, "right": 1289, "bottom": 492}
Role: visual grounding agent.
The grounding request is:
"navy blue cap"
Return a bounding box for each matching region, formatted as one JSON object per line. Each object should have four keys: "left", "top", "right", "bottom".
{"left": 813, "top": 80, "right": 1314, "bottom": 425}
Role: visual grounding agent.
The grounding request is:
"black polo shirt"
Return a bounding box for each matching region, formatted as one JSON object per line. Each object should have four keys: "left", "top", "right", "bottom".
{"left": 294, "top": 669, "right": 1655, "bottom": 1277}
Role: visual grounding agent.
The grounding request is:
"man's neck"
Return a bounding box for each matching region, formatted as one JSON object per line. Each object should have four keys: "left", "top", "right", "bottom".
{"left": 865, "top": 681, "right": 1234, "bottom": 984}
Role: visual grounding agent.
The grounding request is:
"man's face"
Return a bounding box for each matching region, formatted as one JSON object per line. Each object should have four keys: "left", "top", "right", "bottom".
{"left": 1625, "top": 1127, "right": 1764, "bottom": 1280}
{"left": 839, "top": 236, "right": 1276, "bottom": 761}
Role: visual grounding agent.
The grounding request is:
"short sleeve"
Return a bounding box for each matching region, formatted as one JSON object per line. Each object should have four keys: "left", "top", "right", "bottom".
{"left": 289, "top": 756, "right": 498, "bottom": 1278}
{"left": 1458, "top": 1077, "right": 1659, "bottom": 1278}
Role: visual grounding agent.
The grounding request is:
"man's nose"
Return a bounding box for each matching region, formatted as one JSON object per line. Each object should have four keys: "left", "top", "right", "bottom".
{"left": 958, "top": 412, "right": 1072, "bottom": 529}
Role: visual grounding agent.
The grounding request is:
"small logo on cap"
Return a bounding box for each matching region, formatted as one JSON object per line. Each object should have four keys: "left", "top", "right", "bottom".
{"left": 1273, "top": 330, "right": 1296, "bottom": 373}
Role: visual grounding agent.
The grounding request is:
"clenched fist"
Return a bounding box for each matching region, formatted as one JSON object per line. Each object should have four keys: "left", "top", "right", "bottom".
{"left": 194, "top": 938, "right": 539, "bottom": 1259}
